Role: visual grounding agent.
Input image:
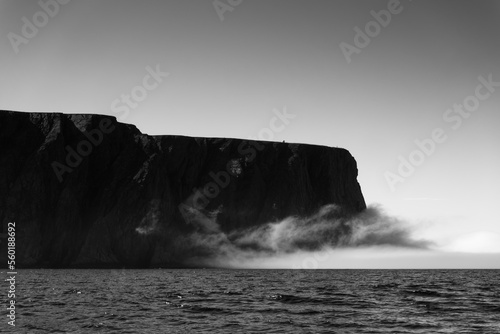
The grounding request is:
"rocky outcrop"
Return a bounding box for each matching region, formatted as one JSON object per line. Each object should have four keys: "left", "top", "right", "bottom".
{"left": 0, "top": 110, "right": 366, "bottom": 268}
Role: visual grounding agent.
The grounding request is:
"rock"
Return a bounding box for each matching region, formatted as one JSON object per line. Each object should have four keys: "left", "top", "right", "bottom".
{"left": 0, "top": 110, "right": 366, "bottom": 268}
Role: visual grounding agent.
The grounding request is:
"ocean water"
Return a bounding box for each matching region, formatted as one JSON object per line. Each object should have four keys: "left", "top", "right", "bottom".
{"left": 3, "top": 269, "right": 500, "bottom": 333}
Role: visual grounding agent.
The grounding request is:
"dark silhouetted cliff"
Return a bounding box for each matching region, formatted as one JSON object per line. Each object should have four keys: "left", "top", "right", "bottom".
{"left": 0, "top": 111, "right": 366, "bottom": 267}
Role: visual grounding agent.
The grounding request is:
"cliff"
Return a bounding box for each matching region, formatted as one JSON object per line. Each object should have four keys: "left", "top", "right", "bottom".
{"left": 0, "top": 110, "right": 366, "bottom": 268}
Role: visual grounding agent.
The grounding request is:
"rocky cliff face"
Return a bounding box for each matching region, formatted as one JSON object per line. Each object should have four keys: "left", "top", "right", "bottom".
{"left": 0, "top": 110, "right": 366, "bottom": 268}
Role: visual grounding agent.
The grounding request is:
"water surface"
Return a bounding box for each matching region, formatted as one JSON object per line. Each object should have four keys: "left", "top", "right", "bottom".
{"left": 3, "top": 269, "right": 500, "bottom": 333}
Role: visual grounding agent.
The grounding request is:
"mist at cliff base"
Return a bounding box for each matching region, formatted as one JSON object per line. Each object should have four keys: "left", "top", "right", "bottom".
{"left": 196, "top": 248, "right": 500, "bottom": 269}
{"left": 180, "top": 203, "right": 500, "bottom": 269}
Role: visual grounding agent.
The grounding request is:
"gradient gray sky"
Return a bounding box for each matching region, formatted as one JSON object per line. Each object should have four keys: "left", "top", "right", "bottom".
{"left": 1, "top": 0, "right": 499, "bottom": 267}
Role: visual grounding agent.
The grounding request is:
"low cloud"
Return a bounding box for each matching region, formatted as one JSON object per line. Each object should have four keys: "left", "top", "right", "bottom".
{"left": 179, "top": 204, "right": 431, "bottom": 267}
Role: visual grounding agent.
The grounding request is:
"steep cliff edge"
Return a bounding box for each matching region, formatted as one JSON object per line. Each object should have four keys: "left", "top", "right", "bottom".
{"left": 0, "top": 110, "right": 366, "bottom": 268}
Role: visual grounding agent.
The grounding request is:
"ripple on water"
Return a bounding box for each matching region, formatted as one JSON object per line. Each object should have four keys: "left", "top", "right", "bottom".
{"left": 12, "top": 269, "right": 500, "bottom": 334}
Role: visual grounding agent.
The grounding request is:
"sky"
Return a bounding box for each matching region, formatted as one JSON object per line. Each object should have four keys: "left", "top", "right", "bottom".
{"left": 1, "top": 0, "right": 499, "bottom": 267}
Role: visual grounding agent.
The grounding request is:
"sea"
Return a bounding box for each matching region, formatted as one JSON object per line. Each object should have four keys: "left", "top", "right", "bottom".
{"left": 2, "top": 269, "right": 499, "bottom": 333}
